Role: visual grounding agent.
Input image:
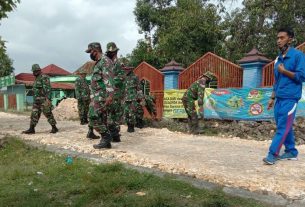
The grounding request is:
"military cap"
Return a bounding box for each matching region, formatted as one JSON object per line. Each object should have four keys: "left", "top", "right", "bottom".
{"left": 85, "top": 42, "right": 102, "bottom": 53}
{"left": 199, "top": 71, "right": 214, "bottom": 80}
{"left": 31, "top": 64, "right": 41, "bottom": 72}
{"left": 106, "top": 42, "right": 119, "bottom": 52}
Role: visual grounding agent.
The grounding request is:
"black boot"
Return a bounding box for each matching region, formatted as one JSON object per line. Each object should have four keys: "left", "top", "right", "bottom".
{"left": 127, "top": 124, "right": 135, "bottom": 133}
{"left": 93, "top": 132, "right": 112, "bottom": 149}
{"left": 50, "top": 125, "right": 59, "bottom": 133}
{"left": 22, "top": 124, "right": 35, "bottom": 134}
{"left": 136, "top": 118, "right": 144, "bottom": 129}
{"left": 87, "top": 127, "right": 99, "bottom": 139}
{"left": 112, "top": 134, "right": 121, "bottom": 142}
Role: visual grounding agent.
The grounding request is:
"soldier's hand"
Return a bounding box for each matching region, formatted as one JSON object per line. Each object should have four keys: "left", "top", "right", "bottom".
{"left": 105, "top": 96, "right": 113, "bottom": 106}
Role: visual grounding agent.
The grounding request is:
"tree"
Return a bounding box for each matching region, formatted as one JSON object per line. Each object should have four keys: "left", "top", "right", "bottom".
{"left": 0, "top": 0, "right": 20, "bottom": 77}
{"left": 0, "top": 38, "right": 13, "bottom": 77}
{"left": 220, "top": 0, "right": 305, "bottom": 62}
{"left": 130, "top": 0, "right": 223, "bottom": 68}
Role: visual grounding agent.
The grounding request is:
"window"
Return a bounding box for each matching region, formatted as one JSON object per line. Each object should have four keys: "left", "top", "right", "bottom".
{"left": 141, "top": 79, "right": 150, "bottom": 95}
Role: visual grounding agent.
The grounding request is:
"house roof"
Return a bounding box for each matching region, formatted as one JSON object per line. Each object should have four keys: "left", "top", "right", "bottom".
{"left": 15, "top": 73, "right": 35, "bottom": 82}
{"left": 15, "top": 79, "right": 74, "bottom": 90}
{"left": 74, "top": 61, "right": 96, "bottom": 75}
{"left": 41, "top": 64, "right": 71, "bottom": 76}
{"left": 238, "top": 48, "right": 272, "bottom": 64}
{"left": 160, "top": 60, "right": 184, "bottom": 72}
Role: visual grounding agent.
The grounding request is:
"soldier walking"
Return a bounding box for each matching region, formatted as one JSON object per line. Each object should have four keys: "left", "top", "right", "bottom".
{"left": 182, "top": 72, "right": 213, "bottom": 134}
{"left": 85, "top": 42, "right": 115, "bottom": 149}
{"left": 22, "top": 64, "right": 58, "bottom": 134}
{"left": 123, "top": 67, "right": 141, "bottom": 133}
{"left": 105, "top": 42, "right": 125, "bottom": 142}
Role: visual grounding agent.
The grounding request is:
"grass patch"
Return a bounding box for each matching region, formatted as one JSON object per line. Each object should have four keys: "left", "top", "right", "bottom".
{"left": 0, "top": 136, "right": 267, "bottom": 207}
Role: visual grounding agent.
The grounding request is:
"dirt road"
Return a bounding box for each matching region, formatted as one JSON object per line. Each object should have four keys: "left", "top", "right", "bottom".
{"left": 1, "top": 112, "right": 305, "bottom": 202}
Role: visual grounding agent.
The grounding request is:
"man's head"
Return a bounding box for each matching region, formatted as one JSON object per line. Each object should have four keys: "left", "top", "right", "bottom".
{"left": 277, "top": 27, "right": 294, "bottom": 54}
{"left": 199, "top": 71, "right": 213, "bottom": 84}
{"left": 85, "top": 42, "right": 102, "bottom": 61}
{"left": 31, "top": 64, "right": 42, "bottom": 77}
{"left": 106, "top": 42, "right": 119, "bottom": 60}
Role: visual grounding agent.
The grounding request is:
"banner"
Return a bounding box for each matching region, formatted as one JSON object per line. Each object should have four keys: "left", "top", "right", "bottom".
{"left": 0, "top": 74, "right": 15, "bottom": 88}
{"left": 163, "top": 87, "right": 305, "bottom": 120}
{"left": 163, "top": 89, "right": 187, "bottom": 118}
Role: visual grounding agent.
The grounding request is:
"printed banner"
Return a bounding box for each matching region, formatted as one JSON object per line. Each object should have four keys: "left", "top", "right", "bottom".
{"left": 204, "top": 88, "right": 274, "bottom": 120}
{"left": 163, "top": 89, "right": 187, "bottom": 118}
{"left": 163, "top": 87, "right": 305, "bottom": 120}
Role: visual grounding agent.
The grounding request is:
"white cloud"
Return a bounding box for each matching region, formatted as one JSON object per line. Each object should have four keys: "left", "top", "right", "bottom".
{"left": 0, "top": 0, "right": 143, "bottom": 73}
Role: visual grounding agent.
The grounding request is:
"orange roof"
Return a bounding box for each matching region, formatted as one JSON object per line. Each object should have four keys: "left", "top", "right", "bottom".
{"left": 74, "top": 61, "right": 96, "bottom": 75}
{"left": 41, "top": 64, "right": 71, "bottom": 76}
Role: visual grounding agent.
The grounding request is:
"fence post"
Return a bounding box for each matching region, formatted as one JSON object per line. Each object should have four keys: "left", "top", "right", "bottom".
{"left": 4, "top": 94, "right": 8, "bottom": 111}
{"left": 16, "top": 93, "right": 25, "bottom": 112}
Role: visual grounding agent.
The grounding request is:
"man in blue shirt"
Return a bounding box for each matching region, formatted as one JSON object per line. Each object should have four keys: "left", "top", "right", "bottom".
{"left": 264, "top": 27, "right": 305, "bottom": 165}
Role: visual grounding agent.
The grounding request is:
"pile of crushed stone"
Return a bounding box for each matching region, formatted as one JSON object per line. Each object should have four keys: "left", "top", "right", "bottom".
{"left": 53, "top": 98, "right": 79, "bottom": 121}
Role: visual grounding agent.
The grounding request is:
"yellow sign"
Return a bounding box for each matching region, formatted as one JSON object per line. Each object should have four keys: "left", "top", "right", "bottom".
{"left": 163, "top": 89, "right": 187, "bottom": 118}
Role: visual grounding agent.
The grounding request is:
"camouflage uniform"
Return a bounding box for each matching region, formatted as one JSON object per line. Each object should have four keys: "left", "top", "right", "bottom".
{"left": 106, "top": 42, "right": 125, "bottom": 139}
{"left": 145, "top": 94, "right": 157, "bottom": 118}
{"left": 182, "top": 72, "right": 213, "bottom": 134}
{"left": 75, "top": 71, "right": 90, "bottom": 124}
{"left": 22, "top": 64, "right": 58, "bottom": 134}
{"left": 124, "top": 69, "right": 141, "bottom": 132}
{"left": 86, "top": 42, "right": 116, "bottom": 148}
{"left": 135, "top": 90, "right": 145, "bottom": 128}
{"left": 31, "top": 68, "right": 56, "bottom": 126}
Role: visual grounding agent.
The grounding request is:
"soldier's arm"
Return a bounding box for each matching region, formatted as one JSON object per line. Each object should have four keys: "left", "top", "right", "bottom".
{"left": 75, "top": 78, "right": 81, "bottom": 99}
{"left": 42, "top": 76, "right": 52, "bottom": 100}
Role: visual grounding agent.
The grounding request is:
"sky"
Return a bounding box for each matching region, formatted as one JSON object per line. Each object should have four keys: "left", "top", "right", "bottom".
{"left": 1, "top": 0, "right": 242, "bottom": 75}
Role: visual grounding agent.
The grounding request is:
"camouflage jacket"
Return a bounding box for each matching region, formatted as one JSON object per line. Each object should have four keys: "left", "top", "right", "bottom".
{"left": 182, "top": 79, "right": 206, "bottom": 106}
{"left": 33, "top": 74, "right": 52, "bottom": 101}
{"left": 75, "top": 77, "right": 90, "bottom": 100}
{"left": 145, "top": 94, "right": 156, "bottom": 115}
{"left": 112, "top": 59, "right": 126, "bottom": 100}
{"left": 124, "top": 71, "right": 141, "bottom": 102}
{"left": 90, "top": 55, "right": 116, "bottom": 102}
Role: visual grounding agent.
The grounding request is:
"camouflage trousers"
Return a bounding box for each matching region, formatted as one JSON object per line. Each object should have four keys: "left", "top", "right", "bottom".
{"left": 107, "top": 100, "right": 123, "bottom": 137}
{"left": 124, "top": 101, "right": 137, "bottom": 125}
{"left": 135, "top": 101, "right": 144, "bottom": 121}
{"left": 88, "top": 101, "right": 108, "bottom": 134}
{"left": 77, "top": 99, "right": 90, "bottom": 121}
{"left": 182, "top": 98, "right": 198, "bottom": 130}
{"left": 30, "top": 99, "right": 56, "bottom": 127}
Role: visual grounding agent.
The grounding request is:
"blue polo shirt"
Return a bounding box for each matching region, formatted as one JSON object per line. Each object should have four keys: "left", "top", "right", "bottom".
{"left": 273, "top": 47, "right": 305, "bottom": 100}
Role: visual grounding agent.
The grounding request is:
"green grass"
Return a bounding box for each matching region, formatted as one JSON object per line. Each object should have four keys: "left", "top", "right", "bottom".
{"left": 0, "top": 136, "right": 267, "bottom": 207}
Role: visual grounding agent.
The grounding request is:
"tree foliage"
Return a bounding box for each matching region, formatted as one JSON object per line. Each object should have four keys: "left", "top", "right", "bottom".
{"left": 130, "top": 0, "right": 223, "bottom": 68}
{"left": 216, "top": 0, "right": 305, "bottom": 62}
{"left": 0, "top": 0, "right": 20, "bottom": 77}
{"left": 130, "top": 0, "right": 305, "bottom": 68}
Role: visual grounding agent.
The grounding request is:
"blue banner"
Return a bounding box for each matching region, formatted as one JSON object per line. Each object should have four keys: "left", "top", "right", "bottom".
{"left": 204, "top": 87, "right": 305, "bottom": 120}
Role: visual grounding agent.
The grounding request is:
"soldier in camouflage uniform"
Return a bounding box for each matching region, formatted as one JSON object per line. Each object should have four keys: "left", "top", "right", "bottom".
{"left": 123, "top": 67, "right": 141, "bottom": 133}
{"left": 86, "top": 42, "right": 116, "bottom": 149}
{"left": 181, "top": 72, "right": 213, "bottom": 134}
{"left": 105, "top": 42, "right": 125, "bottom": 142}
{"left": 75, "top": 69, "right": 99, "bottom": 140}
{"left": 22, "top": 64, "right": 58, "bottom": 134}
{"left": 145, "top": 94, "right": 157, "bottom": 119}
{"left": 75, "top": 69, "right": 90, "bottom": 125}
{"left": 135, "top": 90, "right": 145, "bottom": 128}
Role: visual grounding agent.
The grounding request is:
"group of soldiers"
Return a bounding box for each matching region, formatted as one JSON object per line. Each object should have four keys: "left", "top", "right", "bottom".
{"left": 21, "top": 41, "right": 211, "bottom": 148}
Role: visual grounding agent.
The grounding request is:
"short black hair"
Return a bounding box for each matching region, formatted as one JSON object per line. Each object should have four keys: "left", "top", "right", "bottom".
{"left": 278, "top": 27, "right": 294, "bottom": 38}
